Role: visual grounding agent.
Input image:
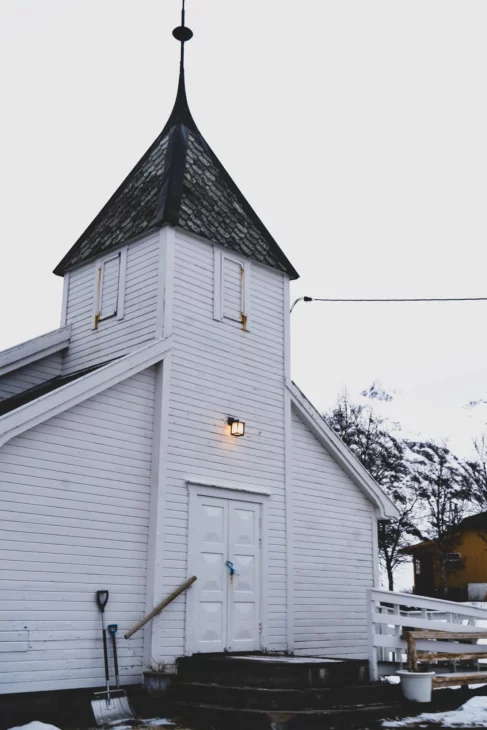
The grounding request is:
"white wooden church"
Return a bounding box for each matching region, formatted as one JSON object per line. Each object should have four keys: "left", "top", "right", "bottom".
{"left": 0, "top": 13, "right": 399, "bottom": 698}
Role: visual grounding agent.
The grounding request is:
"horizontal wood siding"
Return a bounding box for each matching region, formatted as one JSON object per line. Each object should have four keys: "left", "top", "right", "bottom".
{"left": 291, "top": 409, "right": 374, "bottom": 659}
{"left": 159, "top": 232, "right": 287, "bottom": 666}
{"left": 0, "top": 352, "right": 63, "bottom": 401}
{"left": 0, "top": 367, "right": 155, "bottom": 694}
{"left": 63, "top": 233, "right": 160, "bottom": 373}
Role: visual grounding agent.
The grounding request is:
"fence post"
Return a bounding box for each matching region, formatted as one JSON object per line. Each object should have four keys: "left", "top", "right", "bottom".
{"left": 467, "top": 616, "right": 480, "bottom": 670}
{"left": 390, "top": 605, "right": 402, "bottom": 664}
{"left": 367, "top": 589, "right": 379, "bottom": 682}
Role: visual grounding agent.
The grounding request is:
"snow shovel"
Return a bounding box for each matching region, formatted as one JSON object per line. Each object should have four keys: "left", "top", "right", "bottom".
{"left": 91, "top": 590, "right": 134, "bottom": 725}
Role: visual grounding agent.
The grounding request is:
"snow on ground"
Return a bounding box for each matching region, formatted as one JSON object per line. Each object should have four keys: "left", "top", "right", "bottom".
{"left": 7, "top": 720, "right": 176, "bottom": 730}
{"left": 7, "top": 724, "right": 62, "bottom": 730}
{"left": 383, "top": 696, "right": 487, "bottom": 727}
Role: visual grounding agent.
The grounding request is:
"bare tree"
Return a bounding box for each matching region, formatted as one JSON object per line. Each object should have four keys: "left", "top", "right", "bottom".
{"left": 462, "top": 434, "right": 487, "bottom": 511}
{"left": 407, "top": 440, "right": 472, "bottom": 598}
{"left": 326, "top": 392, "right": 419, "bottom": 590}
{"left": 378, "top": 490, "right": 420, "bottom": 592}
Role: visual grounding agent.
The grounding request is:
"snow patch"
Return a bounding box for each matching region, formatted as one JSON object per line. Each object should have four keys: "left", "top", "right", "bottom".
{"left": 465, "top": 399, "right": 487, "bottom": 410}
{"left": 383, "top": 695, "right": 487, "bottom": 727}
{"left": 8, "top": 724, "right": 61, "bottom": 730}
{"left": 361, "top": 380, "right": 395, "bottom": 402}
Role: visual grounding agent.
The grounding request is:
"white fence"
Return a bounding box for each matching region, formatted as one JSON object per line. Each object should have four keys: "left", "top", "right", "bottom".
{"left": 368, "top": 588, "right": 487, "bottom": 681}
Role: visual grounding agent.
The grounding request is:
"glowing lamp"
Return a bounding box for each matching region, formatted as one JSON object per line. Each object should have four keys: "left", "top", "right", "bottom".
{"left": 228, "top": 417, "right": 245, "bottom": 437}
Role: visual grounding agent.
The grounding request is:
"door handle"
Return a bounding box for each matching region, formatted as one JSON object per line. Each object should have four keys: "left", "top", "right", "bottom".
{"left": 225, "top": 560, "right": 237, "bottom": 576}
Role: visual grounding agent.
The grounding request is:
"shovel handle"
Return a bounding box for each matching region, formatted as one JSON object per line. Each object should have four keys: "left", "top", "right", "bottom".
{"left": 102, "top": 626, "right": 110, "bottom": 687}
{"left": 108, "top": 624, "right": 120, "bottom": 686}
{"left": 96, "top": 590, "right": 109, "bottom": 612}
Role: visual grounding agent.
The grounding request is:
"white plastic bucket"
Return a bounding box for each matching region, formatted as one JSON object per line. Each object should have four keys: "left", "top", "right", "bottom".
{"left": 397, "top": 670, "right": 435, "bottom": 703}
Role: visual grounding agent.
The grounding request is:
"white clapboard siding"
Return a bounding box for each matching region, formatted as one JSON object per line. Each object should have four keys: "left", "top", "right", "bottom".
{"left": 291, "top": 409, "right": 375, "bottom": 660}
{"left": 0, "top": 367, "right": 155, "bottom": 694}
{"left": 63, "top": 232, "right": 160, "bottom": 373}
{"left": 157, "top": 231, "right": 286, "bottom": 666}
{"left": 0, "top": 352, "right": 63, "bottom": 401}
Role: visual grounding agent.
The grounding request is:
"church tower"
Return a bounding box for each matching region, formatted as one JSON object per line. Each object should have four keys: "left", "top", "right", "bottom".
{"left": 53, "top": 3, "right": 299, "bottom": 663}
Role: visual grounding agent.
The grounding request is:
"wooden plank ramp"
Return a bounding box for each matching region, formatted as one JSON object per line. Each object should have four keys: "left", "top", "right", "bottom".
{"left": 433, "top": 672, "right": 487, "bottom": 688}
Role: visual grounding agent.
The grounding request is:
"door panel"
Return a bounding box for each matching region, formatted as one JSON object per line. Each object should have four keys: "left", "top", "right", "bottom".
{"left": 227, "top": 501, "right": 260, "bottom": 651}
{"left": 188, "top": 493, "right": 261, "bottom": 654}
{"left": 192, "top": 497, "right": 228, "bottom": 652}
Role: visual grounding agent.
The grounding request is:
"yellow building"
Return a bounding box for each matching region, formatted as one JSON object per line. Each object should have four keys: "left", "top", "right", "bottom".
{"left": 407, "top": 513, "right": 487, "bottom": 601}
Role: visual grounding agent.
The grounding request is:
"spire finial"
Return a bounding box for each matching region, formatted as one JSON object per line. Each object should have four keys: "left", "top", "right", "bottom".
{"left": 162, "top": 0, "right": 197, "bottom": 134}
{"left": 172, "top": 0, "right": 193, "bottom": 72}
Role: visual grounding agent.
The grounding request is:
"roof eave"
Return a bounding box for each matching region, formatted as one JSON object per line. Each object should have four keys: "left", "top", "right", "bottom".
{"left": 52, "top": 123, "right": 175, "bottom": 277}
{"left": 0, "top": 326, "right": 71, "bottom": 377}
{"left": 194, "top": 133, "right": 299, "bottom": 280}
{"left": 288, "top": 381, "right": 399, "bottom": 520}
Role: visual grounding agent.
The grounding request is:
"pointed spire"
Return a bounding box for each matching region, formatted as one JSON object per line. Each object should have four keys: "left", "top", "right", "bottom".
{"left": 53, "top": 1, "right": 299, "bottom": 280}
{"left": 163, "top": 0, "right": 197, "bottom": 134}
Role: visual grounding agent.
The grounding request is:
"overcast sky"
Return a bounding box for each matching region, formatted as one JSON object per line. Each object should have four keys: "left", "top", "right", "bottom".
{"left": 2, "top": 0, "right": 487, "bottom": 466}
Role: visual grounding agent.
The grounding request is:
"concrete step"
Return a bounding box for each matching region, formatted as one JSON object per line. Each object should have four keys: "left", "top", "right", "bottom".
{"left": 174, "top": 680, "right": 401, "bottom": 711}
{"left": 176, "top": 654, "right": 369, "bottom": 688}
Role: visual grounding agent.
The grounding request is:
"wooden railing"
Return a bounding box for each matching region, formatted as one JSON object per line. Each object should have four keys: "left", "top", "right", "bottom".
{"left": 368, "top": 588, "right": 487, "bottom": 681}
{"left": 124, "top": 576, "right": 197, "bottom": 640}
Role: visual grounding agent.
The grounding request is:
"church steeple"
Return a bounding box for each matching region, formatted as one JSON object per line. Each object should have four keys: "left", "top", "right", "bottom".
{"left": 173, "top": 0, "right": 193, "bottom": 72}
{"left": 162, "top": 67, "right": 197, "bottom": 136}
{"left": 53, "top": 3, "right": 298, "bottom": 280}
{"left": 163, "top": 0, "right": 197, "bottom": 135}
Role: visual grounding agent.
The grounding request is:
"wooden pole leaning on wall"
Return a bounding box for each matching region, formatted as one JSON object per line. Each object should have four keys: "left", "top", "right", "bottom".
{"left": 124, "top": 576, "right": 197, "bottom": 639}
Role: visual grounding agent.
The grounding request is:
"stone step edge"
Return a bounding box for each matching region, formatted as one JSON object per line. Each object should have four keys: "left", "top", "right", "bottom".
{"left": 177, "top": 656, "right": 366, "bottom": 664}
{"left": 176, "top": 681, "right": 391, "bottom": 693}
{"left": 174, "top": 701, "right": 403, "bottom": 717}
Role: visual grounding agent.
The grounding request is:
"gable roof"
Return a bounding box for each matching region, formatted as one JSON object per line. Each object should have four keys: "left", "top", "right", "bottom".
{"left": 288, "top": 381, "right": 399, "bottom": 520}
{"left": 0, "top": 362, "right": 106, "bottom": 416}
{"left": 459, "top": 512, "right": 487, "bottom": 531}
{"left": 0, "top": 337, "right": 172, "bottom": 448}
{"left": 54, "top": 72, "right": 298, "bottom": 280}
{"left": 0, "top": 326, "right": 71, "bottom": 378}
{"left": 407, "top": 511, "right": 487, "bottom": 552}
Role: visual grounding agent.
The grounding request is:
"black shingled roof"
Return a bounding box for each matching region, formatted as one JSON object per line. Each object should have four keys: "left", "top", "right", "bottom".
{"left": 456, "top": 512, "right": 487, "bottom": 531}
{"left": 54, "top": 71, "right": 299, "bottom": 279}
{"left": 406, "top": 511, "right": 487, "bottom": 552}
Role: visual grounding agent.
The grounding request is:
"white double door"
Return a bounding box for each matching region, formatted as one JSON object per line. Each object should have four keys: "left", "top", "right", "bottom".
{"left": 187, "top": 492, "right": 261, "bottom": 653}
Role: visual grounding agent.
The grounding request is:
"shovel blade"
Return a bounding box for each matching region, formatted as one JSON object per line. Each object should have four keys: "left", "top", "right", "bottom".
{"left": 91, "top": 692, "right": 135, "bottom": 726}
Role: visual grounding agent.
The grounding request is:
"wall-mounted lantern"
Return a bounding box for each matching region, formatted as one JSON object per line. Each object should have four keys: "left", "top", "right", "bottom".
{"left": 228, "top": 417, "right": 245, "bottom": 437}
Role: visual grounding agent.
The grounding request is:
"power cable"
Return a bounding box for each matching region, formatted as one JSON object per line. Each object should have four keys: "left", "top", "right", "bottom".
{"left": 290, "top": 296, "right": 487, "bottom": 312}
